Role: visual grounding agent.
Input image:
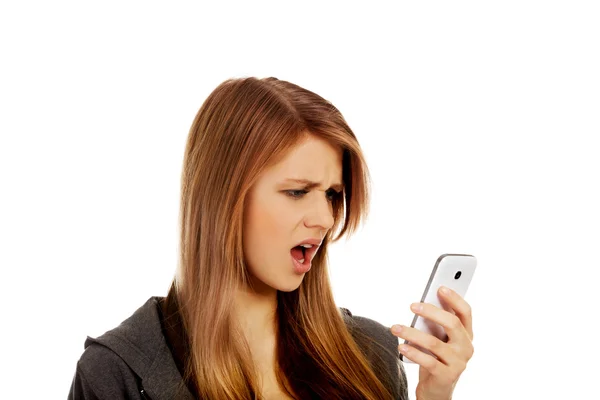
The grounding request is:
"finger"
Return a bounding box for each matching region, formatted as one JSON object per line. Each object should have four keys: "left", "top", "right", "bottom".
{"left": 410, "top": 302, "right": 470, "bottom": 345}
{"left": 438, "top": 286, "right": 473, "bottom": 340}
{"left": 391, "top": 325, "right": 460, "bottom": 366}
{"left": 398, "top": 343, "right": 449, "bottom": 376}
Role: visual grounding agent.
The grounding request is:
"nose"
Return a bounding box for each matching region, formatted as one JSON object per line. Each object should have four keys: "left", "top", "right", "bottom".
{"left": 303, "top": 193, "right": 335, "bottom": 232}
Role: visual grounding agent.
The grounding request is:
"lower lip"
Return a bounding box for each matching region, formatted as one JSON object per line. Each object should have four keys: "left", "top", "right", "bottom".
{"left": 292, "top": 255, "right": 311, "bottom": 274}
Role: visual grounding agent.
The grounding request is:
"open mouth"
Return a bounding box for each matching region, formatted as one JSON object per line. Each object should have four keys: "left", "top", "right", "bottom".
{"left": 290, "top": 244, "right": 317, "bottom": 265}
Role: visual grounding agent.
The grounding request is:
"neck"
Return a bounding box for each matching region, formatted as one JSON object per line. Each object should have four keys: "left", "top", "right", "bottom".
{"left": 234, "top": 277, "right": 278, "bottom": 344}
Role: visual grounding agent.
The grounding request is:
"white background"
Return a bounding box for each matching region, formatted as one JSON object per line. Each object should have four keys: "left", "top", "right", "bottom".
{"left": 1, "top": 1, "right": 598, "bottom": 399}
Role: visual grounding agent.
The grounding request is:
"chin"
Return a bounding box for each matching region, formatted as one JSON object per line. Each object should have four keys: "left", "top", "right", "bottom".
{"left": 269, "top": 276, "right": 305, "bottom": 293}
{"left": 248, "top": 271, "right": 303, "bottom": 293}
{"left": 276, "top": 282, "right": 303, "bottom": 292}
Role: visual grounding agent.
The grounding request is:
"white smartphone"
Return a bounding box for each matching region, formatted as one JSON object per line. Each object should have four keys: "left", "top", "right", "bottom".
{"left": 400, "top": 253, "right": 477, "bottom": 363}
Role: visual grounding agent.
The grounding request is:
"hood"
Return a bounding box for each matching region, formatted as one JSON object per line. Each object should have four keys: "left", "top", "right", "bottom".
{"left": 84, "top": 297, "right": 194, "bottom": 400}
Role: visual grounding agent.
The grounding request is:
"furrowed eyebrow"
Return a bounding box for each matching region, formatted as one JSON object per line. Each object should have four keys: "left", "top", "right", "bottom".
{"left": 283, "top": 178, "right": 343, "bottom": 192}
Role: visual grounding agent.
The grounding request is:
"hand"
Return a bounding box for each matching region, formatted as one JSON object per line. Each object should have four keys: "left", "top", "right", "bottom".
{"left": 390, "top": 286, "right": 474, "bottom": 400}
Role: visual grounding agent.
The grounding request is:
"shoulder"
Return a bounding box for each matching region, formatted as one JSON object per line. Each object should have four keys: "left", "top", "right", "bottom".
{"left": 341, "top": 308, "right": 409, "bottom": 400}
{"left": 341, "top": 307, "right": 398, "bottom": 354}
{"left": 69, "top": 342, "right": 142, "bottom": 399}
{"left": 68, "top": 296, "right": 171, "bottom": 399}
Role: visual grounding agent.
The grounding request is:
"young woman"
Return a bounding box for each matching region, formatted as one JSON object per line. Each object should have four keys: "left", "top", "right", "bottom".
{"left": 68, "top": 77, "right": 474, "bottom": 399}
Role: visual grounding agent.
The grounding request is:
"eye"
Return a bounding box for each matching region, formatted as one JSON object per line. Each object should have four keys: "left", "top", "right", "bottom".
{"left": 285, "top": 189, "right": 308, "bottom": 199}
{"left": 285, "top": 189, "right": 342, "bottom": 202}
{"left": 326, "top": 189, "right": 342, "bottom": 202}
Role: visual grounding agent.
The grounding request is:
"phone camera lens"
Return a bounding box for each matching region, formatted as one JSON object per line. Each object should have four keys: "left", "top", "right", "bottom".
{"left": 454, "top": 271, "right": 462, "bottom": 279}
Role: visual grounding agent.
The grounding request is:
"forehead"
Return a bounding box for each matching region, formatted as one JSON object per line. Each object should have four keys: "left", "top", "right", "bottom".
{"left": 271, "top": 135, "right": 343, "bottom": 178}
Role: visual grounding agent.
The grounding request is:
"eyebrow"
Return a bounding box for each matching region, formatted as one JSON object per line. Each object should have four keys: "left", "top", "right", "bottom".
{"left": 283, "top": 178, "right": 344, "bottom": 192}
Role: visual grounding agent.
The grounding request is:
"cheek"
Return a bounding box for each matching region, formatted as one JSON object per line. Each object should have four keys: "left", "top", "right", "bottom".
{"left": 244, "top": 199, "right": 292, "bottom": 263}
{"left": 251, "top": 203, "right": 288, "bottom": 243}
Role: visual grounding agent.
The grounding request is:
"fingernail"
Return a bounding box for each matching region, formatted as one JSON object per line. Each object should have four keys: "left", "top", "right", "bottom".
{"left": 411, "top": 303, "right": 422, "bottom": 312}
{"left": 440, "top": 286, "right": 450, "bottom": 295}
{"left": 392, "top": 325, "right": 403, "bottom": 334}
{"left": 399, "top": 344, "right": 409, "bottom": 353}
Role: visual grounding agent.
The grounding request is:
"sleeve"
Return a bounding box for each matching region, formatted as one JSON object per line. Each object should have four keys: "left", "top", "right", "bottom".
{"left": 67, "top": 343, "right": 143, "bottom": 400}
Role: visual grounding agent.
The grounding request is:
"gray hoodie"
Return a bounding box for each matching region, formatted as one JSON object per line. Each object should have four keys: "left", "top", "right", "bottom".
{"left": 68, "top": 297, "right": 408, "bottom": 399}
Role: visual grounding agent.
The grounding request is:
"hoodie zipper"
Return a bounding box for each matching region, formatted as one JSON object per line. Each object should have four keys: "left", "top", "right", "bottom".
{"left": 140, "top": 387, "right": 150, "bottom": 399}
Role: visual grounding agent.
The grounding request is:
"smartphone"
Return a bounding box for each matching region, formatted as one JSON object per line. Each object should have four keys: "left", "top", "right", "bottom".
{"left": 400, "top": 253, "right": 477, "bottom": 363}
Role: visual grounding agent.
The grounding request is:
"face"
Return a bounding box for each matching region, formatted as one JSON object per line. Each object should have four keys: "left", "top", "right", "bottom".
{"left": 242, "top": 134, "right": 343, "bottom": 293}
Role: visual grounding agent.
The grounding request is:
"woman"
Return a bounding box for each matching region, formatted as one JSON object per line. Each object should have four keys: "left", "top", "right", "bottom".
{"left": 68, "top": 77, "right": 474, "bottom": 399}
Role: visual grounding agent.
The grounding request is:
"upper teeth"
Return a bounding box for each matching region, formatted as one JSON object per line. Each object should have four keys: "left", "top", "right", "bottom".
{"left": 300, "top": 244, "right": 313, "bottom": 248}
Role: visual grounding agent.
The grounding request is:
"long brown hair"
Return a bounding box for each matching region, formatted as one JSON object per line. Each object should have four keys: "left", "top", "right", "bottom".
{"left": 174, "top": 77, "right": 402, "bottom": 399}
